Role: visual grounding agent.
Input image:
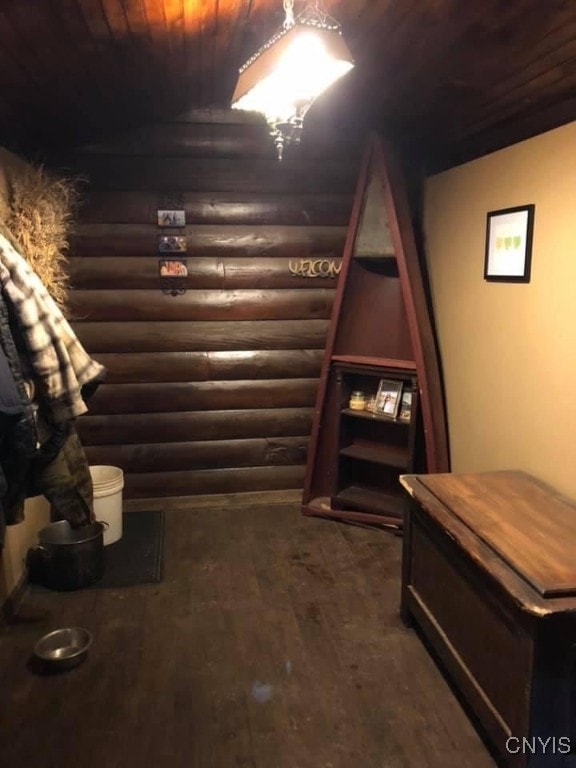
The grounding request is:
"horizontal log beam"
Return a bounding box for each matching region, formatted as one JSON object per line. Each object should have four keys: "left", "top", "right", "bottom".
{"left": 70, "top": 223, "right": 347, "bottom": 258}
{"left": 75, "top": 319, "right": 329, "bottom": 353}
{"left": 68, "top": 289, "right": 335, "bottom": 322}
{"left": 79, "top": 122, "right": 274, "bottom": 158}
{"left": 85, "top": 436, "right": 309, "bottom": 472}
{"left": 123, "top": 465, "right": 306, "bottom": 499}
{"left": 89, "top": 379, "right": 318, "bottom": 414}
{"left": 78, "top": 407, "right": 313, "bottom": 445}
{"left": 171, "top": 108, "right": 266, "bottom": 125}
{"left": 94, "top": 350, "right": 323, "bottom": 383}
{"left": 68, "top": 256, "right": 342, "bottom": 290}
{"left": 60, "top": 156, "right": 358, "bottom": 193}
{"left": 77, "top": 121, "right": 362, "bottom": 162}
{"left": 79, "top": 190, "right": 353, "bottom": 226}
{"left": 61, "top": 112, "right": 355, "bottom": 499}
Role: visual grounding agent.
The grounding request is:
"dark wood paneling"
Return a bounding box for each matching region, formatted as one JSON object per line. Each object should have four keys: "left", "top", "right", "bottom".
{"left": 123, "top": 465, "right": 306, "bottom": 498}
{"left": 69, "top": 289, "right": 334, "bottom": 321}
{"left": 3, "top": 0, "right": 576, "bottom": 170}
{"left": 78, "top": 407, "right": 314, "bottom": 445}
{"left": 410, "top": 3, "right": 576, "bottom": 145}
{"left": 79, "top": 190, "right": 353, "bottom": 226}
{"left": 60, "top": 156, "right": 358, "bottom": 193}
{"left": 89, "top": 379, "right": 318, "bottom": 414}
{"left": 94, "top": 349, "right": 323, "bottom": 383}
{"left": 76, "top": 319, "right": 329, "bottom": 352}
{"left": 79, "top": 121, "right": 275, "bottom": 157}
{"left": 69, "top": 256, "right": 223, "bottom": 289}
{"left": 428, "top": 91, "right": 576, "bottom": 173}
{"left": 68, "top": 256, "right": 342, "bottom": 290}
{"left": 171, "top": 107, "right": 267, "bottom": 125}
{"left": 70, "top": 224, "right": 347, "bottom": 258}
{"left": 78, "top": 120, "right": 362, "bottom": 155}
{"left": 333, "top": 263, "right": 414, "bottom": 361}
{"left": 65, "top": 112, "right": 354, "bottom": 499}
{"left": 85, "top": 436, "right": 309, "bottom": 472}
{"left": 75, "top": 120, "right": 362, "bottom": 162}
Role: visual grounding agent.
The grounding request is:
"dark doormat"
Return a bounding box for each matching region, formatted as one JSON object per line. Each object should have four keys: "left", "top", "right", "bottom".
{"left": 27, "top": 511, "right": 164, "bottom": 593}
{"left": 95, "top": 510, "right": 164, "bottom": 589}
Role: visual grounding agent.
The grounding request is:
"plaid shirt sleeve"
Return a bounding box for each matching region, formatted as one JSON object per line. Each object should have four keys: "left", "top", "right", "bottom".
{"left": 0, "top": 234, "right": 106, "bottom": 423}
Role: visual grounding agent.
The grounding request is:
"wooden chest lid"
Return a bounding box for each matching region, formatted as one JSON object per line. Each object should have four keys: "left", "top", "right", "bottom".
{"left": 402, "top": 470, "right": 576, "bottom": 599}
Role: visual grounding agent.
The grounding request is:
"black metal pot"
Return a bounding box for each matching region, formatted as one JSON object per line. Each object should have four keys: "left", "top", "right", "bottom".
{"left": 27, "top": 520, "right": 107, "bottom": 591}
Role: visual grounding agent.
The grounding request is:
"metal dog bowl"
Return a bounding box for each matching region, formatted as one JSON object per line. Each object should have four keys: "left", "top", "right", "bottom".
{"left": 34, "top": 627, "right": 93, "bottom": 671}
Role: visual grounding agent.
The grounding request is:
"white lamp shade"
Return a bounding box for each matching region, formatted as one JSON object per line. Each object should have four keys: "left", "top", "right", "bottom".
{"left": 232, "top": 24, "right": 354, "bottom": 124}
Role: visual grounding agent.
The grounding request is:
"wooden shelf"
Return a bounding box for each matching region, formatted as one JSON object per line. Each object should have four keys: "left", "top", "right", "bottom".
{"left": 354, "top": 250, "right": 396, "bottom": 260}
{"left": 301, "top": 136, "right": 450, "bottom": 530}
{"left": 341, "top": 408, "right": 408, "bottom": 424}
{"left": 339, "top": 441, "right": 409, "bottom": 468}
{"left": 333, "top": 485, "right": 405, "bottom": 520}
{"left": 331, "top": 355, "right": 417, "bottom": 370}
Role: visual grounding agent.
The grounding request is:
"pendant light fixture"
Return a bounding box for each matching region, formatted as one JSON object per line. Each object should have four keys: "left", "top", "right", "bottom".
{"left": 231, "top": 0, "right": 354, "bottom": 161}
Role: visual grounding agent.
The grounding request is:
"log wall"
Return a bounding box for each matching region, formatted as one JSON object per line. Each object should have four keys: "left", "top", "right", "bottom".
{"left": 63, "top": 111, "right": 359, "bottom": 500}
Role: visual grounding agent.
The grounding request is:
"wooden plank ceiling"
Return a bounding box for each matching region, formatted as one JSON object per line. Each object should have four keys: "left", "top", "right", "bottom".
{"left": 1, "top": 0, "right": 576, "bottom": 168}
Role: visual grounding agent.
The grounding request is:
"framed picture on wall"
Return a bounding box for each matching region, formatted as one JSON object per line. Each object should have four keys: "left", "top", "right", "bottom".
{"left": 159, "top": 258, "right": 188, "bottom": 277}
{"left": 157, "top": 209, "right": 186, "bottom": 227}
{"left": 158, "top": 235, "right": 187, "bottom": 253}
{"left": 484, "top": 204, "right": 535, "bottom": 283}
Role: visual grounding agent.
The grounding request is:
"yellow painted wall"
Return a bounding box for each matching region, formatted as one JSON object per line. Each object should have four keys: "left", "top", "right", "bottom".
{"left": 424, "top": 121, "right": 576, "bottom": 499}
{"left": 0, "top": 496, "right": 49, "bottom": 604}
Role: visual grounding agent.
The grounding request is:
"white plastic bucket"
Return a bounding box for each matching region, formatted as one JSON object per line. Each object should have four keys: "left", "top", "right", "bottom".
{"left": 90, "top": 466, "right": 124, "bottom": 546}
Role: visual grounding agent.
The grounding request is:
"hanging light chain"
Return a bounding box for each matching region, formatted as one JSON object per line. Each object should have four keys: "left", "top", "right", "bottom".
{"left": 296, "top": 0, "right": 340, "bottom": 31}
{"left": 238, "top": 0, "right": 341, "bottom": 74}
{"left": 283, "top": 0, "right": 295, "bottom": 28}
{"left": 310, "top": 0, "right": 327, "bottom": 25}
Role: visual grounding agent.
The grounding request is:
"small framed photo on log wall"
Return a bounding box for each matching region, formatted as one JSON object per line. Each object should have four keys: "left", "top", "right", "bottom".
{"left": 158, "top": 235, "right": 187, "bottom": 253}
{"left": 159, "top": 258, "right": 187, "bottom": 296}
{"left": 484, "top": 204, "right": 535, "bottom": 283}
{"left": 158, "top": 209, "right": 186, "bottom": 227}
{"left": 159, "top": 258, "right": 188, "bottom": 277}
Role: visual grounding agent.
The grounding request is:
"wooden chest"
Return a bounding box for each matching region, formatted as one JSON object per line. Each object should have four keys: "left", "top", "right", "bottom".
{"left": 400, "top": 470, "right": 576, "bottom": 767}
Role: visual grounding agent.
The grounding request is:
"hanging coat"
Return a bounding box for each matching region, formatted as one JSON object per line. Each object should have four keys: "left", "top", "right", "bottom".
{"left": 0, "top": 292, "right": 38, "bottom": 544}
{"left": 0, "top": 342, "right": 32, "bottom": 544}
{"left": 0, "top": 232, "right": 106, "bottom": 423}
{"left": 0, "top": 233, "right": 106, "bottom": 533}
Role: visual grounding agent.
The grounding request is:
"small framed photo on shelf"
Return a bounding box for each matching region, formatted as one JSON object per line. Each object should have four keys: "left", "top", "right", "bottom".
{"left": 398, "top": 390, "right": 412, "bottom": 422}
{"left": 158, "top": 235, "right": 187, "bottom": 253}
{"left": 375, "top": 378, "right": 402, "bottom": 418}
{"left": 157, "top": 209, "right": 186, "bottom": 227}
{"left": 484, "top": 204, "right": 535, "bottom": 283}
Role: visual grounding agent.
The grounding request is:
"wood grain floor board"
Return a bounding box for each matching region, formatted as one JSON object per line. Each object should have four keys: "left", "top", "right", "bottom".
{"left": 0, "top": 504, "right": 495, "bottom": 768}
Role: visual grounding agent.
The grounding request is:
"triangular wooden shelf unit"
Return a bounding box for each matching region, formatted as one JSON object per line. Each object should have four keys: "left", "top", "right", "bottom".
{"left": 301, "top": 134, "right": 450, "bottom": 529}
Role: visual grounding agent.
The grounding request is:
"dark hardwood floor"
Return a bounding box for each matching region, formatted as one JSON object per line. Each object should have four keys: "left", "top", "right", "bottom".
{"left": 0, "top": 504, "right": 495, "bottom": 768}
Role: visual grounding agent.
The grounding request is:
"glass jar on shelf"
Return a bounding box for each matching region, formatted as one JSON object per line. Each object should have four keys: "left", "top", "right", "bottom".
{"left": 364, "top": 395, "right": 376, "bottom": 413}
{"left": 349, "top": 390, "right": 366, "bottom": 410}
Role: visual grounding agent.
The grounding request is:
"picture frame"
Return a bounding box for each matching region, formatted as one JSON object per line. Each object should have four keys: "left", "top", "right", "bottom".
{"left": 398, "top": 389, "right": 412, "bottom": 422}
{"left": 158, "top": 235, "right": 187, "bottom": 253}
{"left": 159, "top": 258, "right": 188, "bottom": 278}
{"left": 484, "top": 204, "right": 535, "bottom": 283}
{"left": 374, "top": 378, "right": 402, "bottom": 418}
{"left": 159, "top": 258, "right": 187, "bottom": 296}
{"left": 157, "top": 209, "right": 186, "bottom": 227}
